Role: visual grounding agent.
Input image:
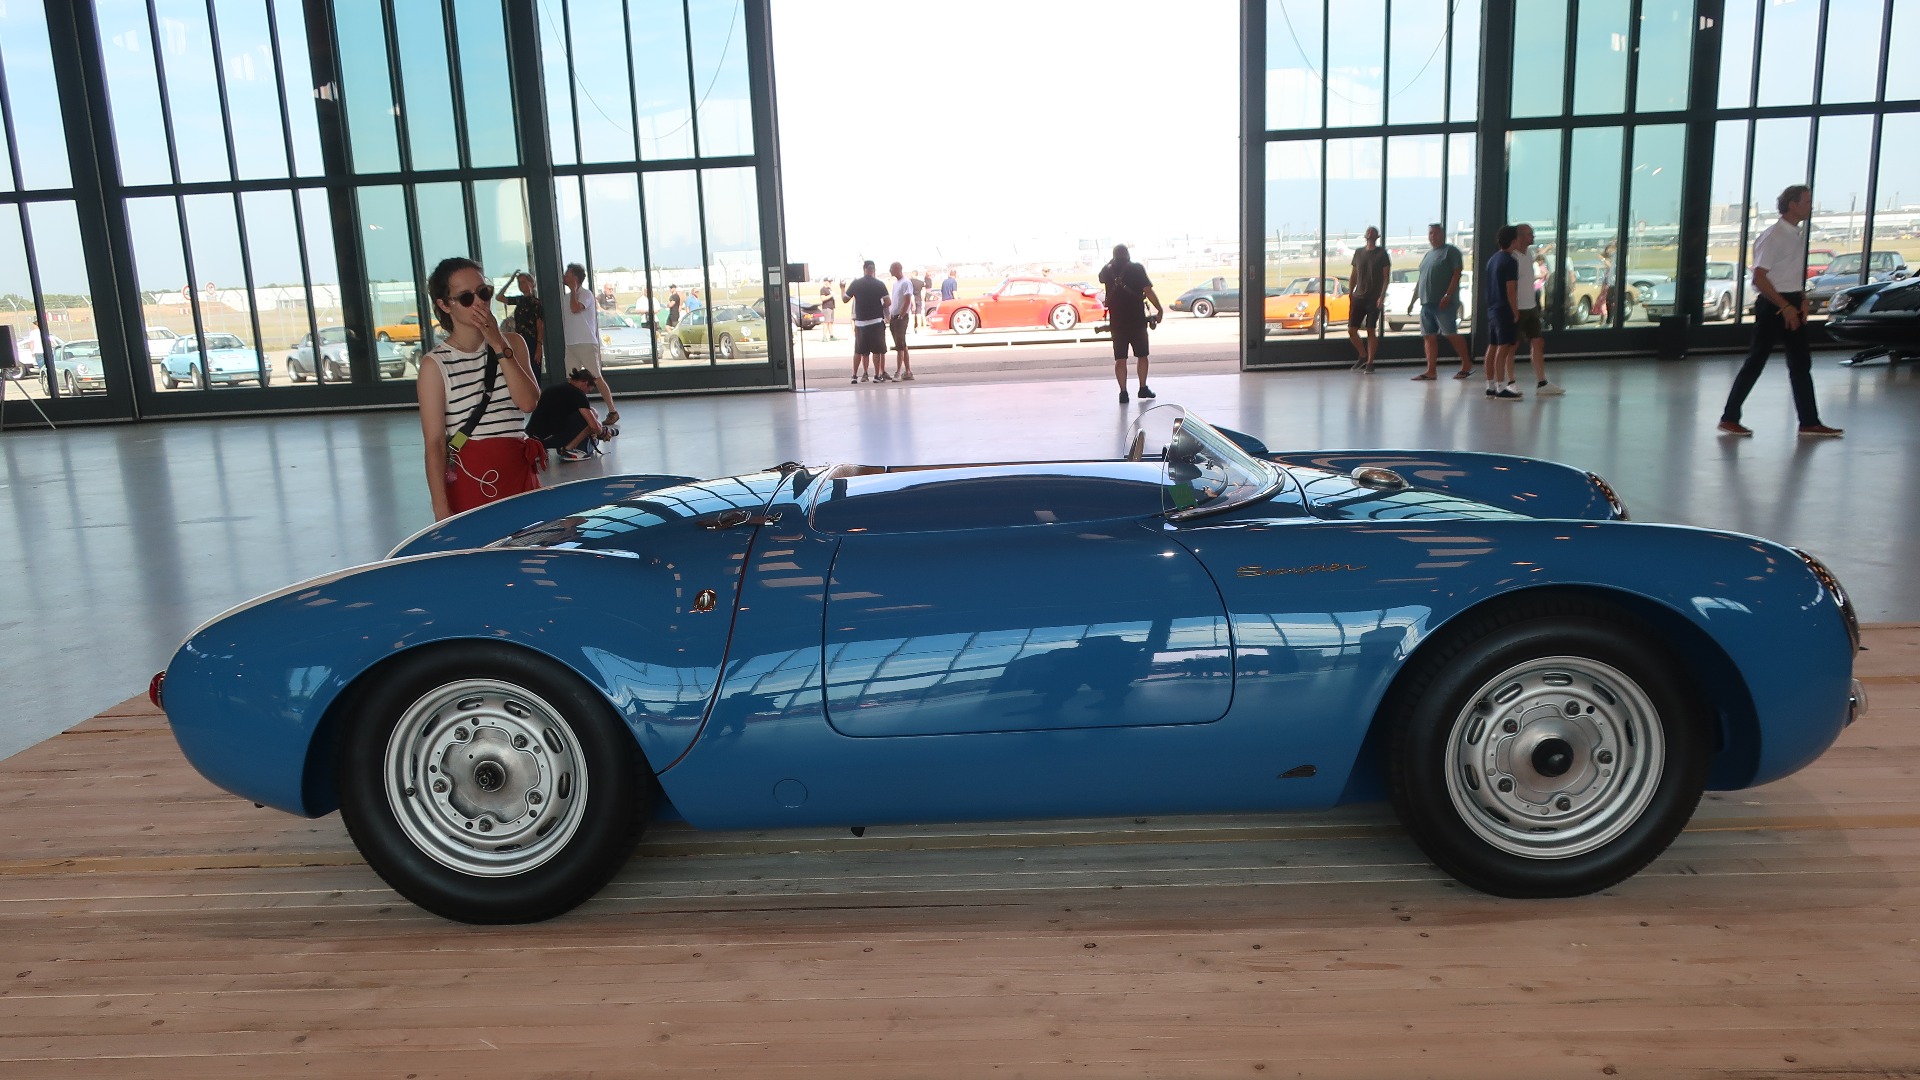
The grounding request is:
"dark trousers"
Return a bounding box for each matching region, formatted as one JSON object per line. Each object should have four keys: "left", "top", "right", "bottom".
{"left": 1722, "top": 292, "right": 1820, "bottom": 426}
{"left": 535, "top": 412, "right": 589, "bottom": 451}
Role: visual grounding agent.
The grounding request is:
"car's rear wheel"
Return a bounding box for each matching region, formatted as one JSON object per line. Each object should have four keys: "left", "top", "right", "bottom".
{"left": 667, "top": 336, "right": 687, "bottom": 360}
{"left": 1576, "top": 296, "right": 1593, "bottom": 323}
{"left": 378, "top": 331, "right": 391, "bottom": 342}
{"left": 716, "top": 333, "right": 735, "bottom": 359}
{"left": 1386, "top": 601, "right": 1709, "bottom": 898}
{"left": 950, "top": 308, "right": 979, "bottom": 334}
{"left": 192, "top": 364, "right": 207, "bottom": 390}
{"left": 1714, "top": 294, "right": 1732, "bottom": 321}
{"left": 1048, "top": 305, "right": 1078, "bottom": 331}
{"left": 335, "top": 643, "right": 655, "bottom": 923}
{"left": 161, "top": 367, "right": 179, "bottom": 389}
{"left": 1191, "top": 298, "right": 1215, "bottom": 319}
{"left": 290, "top": 360, "right": 307, "bottom": 382}
{"left": 63, "top": 371, "right": 79, "bottom": 398}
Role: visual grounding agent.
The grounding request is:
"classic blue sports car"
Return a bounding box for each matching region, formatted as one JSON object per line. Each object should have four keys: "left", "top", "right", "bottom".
{"left": 160, "top": 332, "right": 266, "bottom": 388}
{"left": 155, "top": 408, "right": 1865, "bottom": 923}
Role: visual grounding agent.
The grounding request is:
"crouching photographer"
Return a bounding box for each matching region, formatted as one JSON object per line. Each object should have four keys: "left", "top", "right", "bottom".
{"left": 1096, "top": 243, "right": 1165, "bottom": 404}
{"left": 525, "top": 367, "right": 618, "bottom": 462}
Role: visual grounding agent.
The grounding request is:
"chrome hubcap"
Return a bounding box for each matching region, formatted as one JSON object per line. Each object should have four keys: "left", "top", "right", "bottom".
{"left": 1443, "top": 656, "right": 1664, "bottom": 860}
{"left": 384, "top": 679, "right": 587, "bottom": 877}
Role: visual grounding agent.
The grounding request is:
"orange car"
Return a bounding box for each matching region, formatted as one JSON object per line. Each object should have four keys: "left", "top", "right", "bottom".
{"left": 1263, "top": 276, "right": 1351, "bottom": 333}
{"left": 926, "top": 277, "right": 1106, "bottom": 334}
{"left": 375, "top": 313, "right": 423, "bottom": 343}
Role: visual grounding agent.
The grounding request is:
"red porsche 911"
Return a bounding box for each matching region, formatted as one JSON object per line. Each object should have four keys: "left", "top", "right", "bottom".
{"left": 926, "top": 277, "right": 1106, "bottom": 333}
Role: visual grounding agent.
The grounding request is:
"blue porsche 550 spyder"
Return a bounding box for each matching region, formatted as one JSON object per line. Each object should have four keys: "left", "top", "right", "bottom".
{"left": 156, "top": 407, "right": 1865, "bottom": 923}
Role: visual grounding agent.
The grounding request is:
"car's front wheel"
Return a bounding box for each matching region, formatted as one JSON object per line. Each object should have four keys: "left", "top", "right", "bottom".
{"left": 335, "top": 643, "right": 655, "bottom": 923}
{"left": 63, "top": 371, "right": 79, "bottom": 398}
{"left": 1312, "top": 308, "right": 1327, "bottom": 334}
{"left": 1191, "top": 298, "right": 1215, "bottom": 319}
{"left": 289, "top": 360, "right": 307, "bottom": 382}
{"left": 192, "top": 364, "right": 208, "bottom": 390}
{"left": 1714, "top": 294, "right": 1732, "bottom": 321}
{"left": 1386, "top": 602, "right": 1709, "bottom": 898}
{"left": 716, "top": 333, "right": 735, "bottom": 359}
{"left": 667, "top": 336, "right": 687, "bottom": 360}
{"left": 949, "top": 308, "right": 979, "bottom": 334}
{"left": 161, "top": 367, "right": 179, "bottom": 389}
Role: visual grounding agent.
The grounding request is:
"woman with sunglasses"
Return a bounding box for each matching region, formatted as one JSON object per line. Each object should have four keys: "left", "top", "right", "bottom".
{"left": 417, "top": 257, "right": 543, "bottom": 520}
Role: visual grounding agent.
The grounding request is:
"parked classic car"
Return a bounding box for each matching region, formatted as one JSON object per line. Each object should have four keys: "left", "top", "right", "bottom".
{"left": 375, "top": 313, "right": 424, "bottom": 343}
{"left": 1806, "top": 251, "right": 1910, "bottom": 315}
{"left": 598, "top": 314, "right": 657, "bottom": 365}
{"left": 664, "top": 305, "right": 767, "bottom": 360}
{"left": 151, "top": 406, "right": 1865, "bottom": 923}
{"left": 160, "top": 333, "right": 265, "bottom": 388}
{"left": 145, "top": 326, "right": 181, "bottom": 363}
{"left": 1637, "top": 262, "right": 1739, "bottom": 322}
{"left": 1263, "top": 276, "right": 1350, "bottom": 332}
{"left": 287, "top": 327, "right": 409, "bottom": 381}
{"left": 1169, "top": 276, "right": 1238, "bottom": 318}
{"left": 1827, "top": 275, "right": 1920, "bottom": 365}
{"left": 1385, "top": 270, "right": 1475, "bottom": 331}
{"left": 1806, "top": 248, "right": 1838, "bottom": 277}
{"left": 926, "top": 277, "right": 1106, "bottom": 334}
{"left": 45, "top": 339, "right": 110, "bottom": 396}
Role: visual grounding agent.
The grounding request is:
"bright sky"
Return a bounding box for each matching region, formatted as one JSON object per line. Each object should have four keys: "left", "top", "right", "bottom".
{"left": 769, "top": 1, "right": 1239, "bottom": 276}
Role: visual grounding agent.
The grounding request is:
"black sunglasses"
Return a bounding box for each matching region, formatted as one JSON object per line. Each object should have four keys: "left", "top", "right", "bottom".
{"left": 445, "top": 284, "right": 496, "bottom": 307}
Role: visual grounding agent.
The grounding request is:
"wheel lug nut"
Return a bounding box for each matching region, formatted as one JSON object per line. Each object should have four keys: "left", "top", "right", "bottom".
{"left": 513, "top": 734, "right": 528, "bottom": 749}
{"left": 454, "top": 726, "right": 470, "bottom": 741}
{"left": 528, "top": 791, "right": 543, "bottom": 805}
{"left": 1596, "top": 749, "right": 1613, "bottom": 764}
{"left": 1556, "top": 796, "right": 1572, "bottom": 811}
{"left": 431, "top": 779, "right": 448, "bottom": 793}
{"left": 1497, "top": 777, "right": 1514, "bottom": 793}
{"left": 1563, "top": 701, "right": 1580, "bottom": 716}
{"left": 1502, "top": 719, "right": 1519, "bottom": 734}
{"left": 479, "top": 820, "right": 493, "bottom": 833}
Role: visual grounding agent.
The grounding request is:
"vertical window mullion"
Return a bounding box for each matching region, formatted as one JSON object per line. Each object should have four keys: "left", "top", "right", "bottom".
{"left": 12, "top": 202, "right": 56, "bottom": 372}
{"left": 203, "top": 2, "right": 269, "bottom": 379}
{"left": 564, "top": 0, "right": 586, "bottom": 165}
{"left": 682, "top": 0, "right": 702, "bottom": 157}
{"left": 0, "top": 40, "right": 24, "bottom": 191}
{"left": 261, "top": 1, "right": 321, "bottom": 368}
{"left": 144, "top": 0, "right": 187, "bottom": 188}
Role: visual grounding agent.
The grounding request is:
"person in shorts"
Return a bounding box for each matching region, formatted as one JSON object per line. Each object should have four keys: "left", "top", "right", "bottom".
{"left": 1511, "top": 224, "right": 1562, "bottom": 395}
{"left": 888, "top": 261, "right": 915, "bottom": 380}
{"left": 1483, "top": 225, "right": 1521, "bottom": 400}
{"left": 1097, "top": 244, "right": 1165, "bottom": 404}
{"left": 1412, "top": 224, "right": 1473, "bottom": 380}
{"left": 843, "top": 261, "right": 891, "bottom": 383}
{"left": 1347, "top": 227, "right": 1391, "bottom": 372}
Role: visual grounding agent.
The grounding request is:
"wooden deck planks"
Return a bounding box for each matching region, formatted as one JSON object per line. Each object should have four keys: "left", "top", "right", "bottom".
{"left": 0, "top": 627, "right": 1917, "bottom": 1078}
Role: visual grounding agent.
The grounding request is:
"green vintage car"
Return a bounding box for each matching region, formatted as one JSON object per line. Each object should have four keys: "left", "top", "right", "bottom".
{"left": 665, "top": 305, "right": 767, "bottom": 360}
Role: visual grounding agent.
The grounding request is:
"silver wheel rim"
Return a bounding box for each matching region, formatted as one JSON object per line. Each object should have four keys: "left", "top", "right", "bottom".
{"left": 383, "top": 678, "right": 588, "bottom": 877}
{"left": 1194, "top": 300, "right": 1212, "bottom": 317}
{"left": 954, "top": 311, "right": 976, "bottom": 333}
{"left": 1050, "top": 306, "right": 1075, "bottom": 330}
{"left": 1443, "top": 655, "right": 1664, "bottom": 860}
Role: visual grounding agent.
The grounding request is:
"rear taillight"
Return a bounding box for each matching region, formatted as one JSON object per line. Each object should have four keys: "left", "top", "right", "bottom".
{"left": 149, "top": 671, "right": 165, "bottom": 709}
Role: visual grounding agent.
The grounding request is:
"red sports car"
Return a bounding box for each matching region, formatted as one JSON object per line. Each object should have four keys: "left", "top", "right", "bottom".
{"left": 926, "top": 277, "right": 1106, "bottom": 333}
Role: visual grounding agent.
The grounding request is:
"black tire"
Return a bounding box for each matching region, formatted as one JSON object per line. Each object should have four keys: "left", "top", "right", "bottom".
{"left": 290, "top": 359, "right": 307, "bottom": 382}
{"left": 1385, "top": 600, "right": 1710, "bottom": 898}
{"left": 63, "top": 372, "right": 78, "bottom": 398}
{"left": 716, "top": 333, "right": 735, "bottom": 359}
{"left": 1191, "top": 297, "right": 1215, "bottom": 319}
{"left": 335, "top": 643, "right": 656, "bottom": 924}
{"left": 667, "top": 335, "right": 687, "bottom": 360}
{"left": 1714, "top": 294, "right": 1732, "bottom": 321}
{"left": 193, "top": 364, "right": 208, "bottom": 390}
{"left": 1576, "top": 296, "right": 1593, "bottom": 323}
{"left": 377, "top": 331, "right": 391, "bottom": 342}
{"left": 1312, "top": 308, "right": 1327, "bottom": 334}
{"left": 162, "top": 367, "right": 179, "bottom": 389}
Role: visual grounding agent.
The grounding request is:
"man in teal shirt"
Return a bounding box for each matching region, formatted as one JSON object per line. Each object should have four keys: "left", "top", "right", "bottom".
{"left": 1412, "top": 223, "right": 1473, "bottom": 380}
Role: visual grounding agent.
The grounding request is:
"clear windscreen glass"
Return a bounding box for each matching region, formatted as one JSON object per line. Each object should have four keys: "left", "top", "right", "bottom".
{"left": 1124, "top": 405, "right": 1284, "bottom": 520}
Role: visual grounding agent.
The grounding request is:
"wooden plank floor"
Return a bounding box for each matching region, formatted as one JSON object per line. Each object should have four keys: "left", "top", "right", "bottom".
{"left": 3, "top": 629, "right": 1918, "bottom": 1079}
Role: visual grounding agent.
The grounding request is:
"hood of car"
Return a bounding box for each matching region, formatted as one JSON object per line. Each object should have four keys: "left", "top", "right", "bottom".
{"left": 202, "top": 349, "right": 260, "bottom": 370}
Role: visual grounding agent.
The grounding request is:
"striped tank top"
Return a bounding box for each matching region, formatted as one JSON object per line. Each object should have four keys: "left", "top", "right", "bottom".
{"left": 431, "top": 340, "right": 526, "bottom": 441}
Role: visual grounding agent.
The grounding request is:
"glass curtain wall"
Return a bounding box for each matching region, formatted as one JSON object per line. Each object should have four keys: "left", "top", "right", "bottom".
{"left": 544, "top": 0, "right": 771, "bottom": 372}
{"left": 1257, "top": 0, "right": 1479, "bottom": 364}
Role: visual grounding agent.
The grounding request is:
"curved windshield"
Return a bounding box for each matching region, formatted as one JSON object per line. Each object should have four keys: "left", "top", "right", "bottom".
{"left": 1826, "top": 254, "right": 1862, "bottom": 275}
{"left": 1124, "top": 405, "right": 1285, "bottom": 520}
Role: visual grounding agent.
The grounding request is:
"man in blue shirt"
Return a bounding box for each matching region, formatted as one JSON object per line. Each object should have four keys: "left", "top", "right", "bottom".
{"left": 1482, "top": 225, "right": 1522, "bottom": 400}
{"left": 941, "top": 270, "right": 958, "bottom": 302}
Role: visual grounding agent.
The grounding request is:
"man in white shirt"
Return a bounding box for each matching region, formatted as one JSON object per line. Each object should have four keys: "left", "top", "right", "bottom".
{"left": 1718, "top": 185, "right": 1841, "bottom": 437}
{"left": 1512, "top": 225, "right": 1562, "bottom": 396}
{"left": 888, "top": 262, "right": 915, "bottom": 382}
{"left": 562, "top": 262, "right": 618, "bottom": 428}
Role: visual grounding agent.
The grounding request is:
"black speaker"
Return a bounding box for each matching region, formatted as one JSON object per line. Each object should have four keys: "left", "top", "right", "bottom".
{"left": 785, "top": 262, "right": 808, "bottom": 284}
{"left": 0, "top": 323, "right": 14, "bottom": 372}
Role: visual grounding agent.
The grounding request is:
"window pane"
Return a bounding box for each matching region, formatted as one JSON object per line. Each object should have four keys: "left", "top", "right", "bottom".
{"left": 1562, "top": 127, "right": 1622, "bottom": 330}
{"left": 126, "top": 197, "right": 192, "bottom": 389}
{"left": 1387, "top": 0, "right": 1447, "bottom": 126}
{"left": 358, "top": 186, "right": 418, "bottom": 368}
{"left": 1755, "top": 0, "right": 1818, "bottom": 107}
{"left": 645, "top": 170, "right": 704, "bottom": 361}
{"left": 27, "top": 203, "right": 99, "bottom": 395}
{"left": 701, "top": 168, "right": 763, "bottom": 363}
{"left": 414, "top": 181, "right": 469, "bottom": 362}
{"left": 394, "top": 0, "right": 460, "bottom": 171}
{"left": 557, "top": 175, "right": 587, "bottom": 281}
{"left": 1449, "top": 0, "right": 1480, "bottom": 123}
{"left": 1506, "top": 129, "right": 1562, "bottom": 238}
{"left": 297, "top": 187, "right": 345, "bottom": 383}
{"left": 0, "top": 0, "right": 72, "bottom": 189}
{"left": 688, "top": 0, "right": 753, "bottom": 157}
{"left": 455, "top": 0, "right": 516, "bottom": 168}
{"left": 1708, "top": 119, "right": 1751, "bottom": 322}
{"left": 1809, "top": 115, "right": 1873, "bottom": 317}
{"left": 1267, "top": 0, "right": 1324, "bottom": 130}
{"left": 154, "top": 0, "right": 232, "bottom": 184}
{"left": 1717, "top": 0, "right": 1757, "bottom": 108}
{"left": 1383, "top": 134, "right": 1444, "bottom": 336}
{"left": 213, "top": 0, "right": 290, "bottom": 181}
{"left": 474, "top": 179, "right": 532, "bottom": 295}
{"left": 1326, "top": 0, "right": 1384, "bottom": 127}
{"left": 633, "top": 0, "right": 695, "bottom": 159}
{"left": 1820, "top": 0, "right": 1884, "bottom": 104}
{"left": 1327, "top": 137, "right": 1382, "bottom": 308}
{"left": 1511, "top": 2, "right": 1568, "bottom": 118}
{"left": 240, "top": 190, "right": 311, "bottom": 385}
{"left": 183, "top": 193, "right": 262, "bottom": 376}
{"left": 1890, "top": 3, "right": 1920, "bottom": 102}
{"left": 1872, "top": 115, "right": 1920, "bottom": 276}
{"left": 1572, "top": 0, "right": 1629, "bottom": 116}
{"left": 584, "top": 174, "right": 652, "bottom": 367}
{"left": 1634, "top": 0, "right": 1693, "bottom": 112}
{"left": 95, "top": 0, "right": 173, "bottom": 187}
{"left": 335, "top": 0, "right": 400, "bottom": 173}
{"left": 0, "top": 209, "right": 41, "bottom": 378}
{"left": 1446, "top": 132, "right": 1477, "bottom": 281}
{"left": 272, "top": 0, "right": 325, "bottom": 176}
{"left": 568, "top": 0, "right": 636, "bottom": 163}
{"left": 1626, "top": 124, "right": 1684, "bottom": 325}
{"left": 1263, "top": 140, "right": 1322, "bottom": 339}
{"left": 539, "top": 0, "right": 577, "bottom": 166}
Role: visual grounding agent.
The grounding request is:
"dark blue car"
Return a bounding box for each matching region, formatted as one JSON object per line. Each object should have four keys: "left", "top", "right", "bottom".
{"left": 155, "top": 408, "right": 1864, "bottom": 922}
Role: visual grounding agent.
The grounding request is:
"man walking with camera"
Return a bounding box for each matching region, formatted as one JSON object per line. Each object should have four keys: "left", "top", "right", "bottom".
{"left": 1099, "top": 244, "right": 1165, "bottom": 404}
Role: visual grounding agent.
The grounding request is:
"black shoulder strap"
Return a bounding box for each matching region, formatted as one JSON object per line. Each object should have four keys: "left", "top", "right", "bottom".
{"left": 454, "top": 346, "right": 499, "bottom": 444}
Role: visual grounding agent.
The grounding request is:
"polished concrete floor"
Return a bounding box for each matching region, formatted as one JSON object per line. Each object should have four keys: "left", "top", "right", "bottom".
{"left": 5, "top": 349, "right": 1918, "bottom": 760}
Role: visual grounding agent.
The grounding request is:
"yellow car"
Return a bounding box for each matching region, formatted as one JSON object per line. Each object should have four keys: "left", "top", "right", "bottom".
{"left": 1263, "top": 276, "right": 1350, "bottom": 333}
{"left": 375, "top": 313, "right": 422, "bottom": 343}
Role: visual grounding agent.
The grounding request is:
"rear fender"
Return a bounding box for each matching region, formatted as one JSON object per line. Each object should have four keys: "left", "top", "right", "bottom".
{"left": 388, "top": 474, "right": 696, "bottom": 558}
{"left": 1270, "top": 450, "right": 1622, "bottom": 520}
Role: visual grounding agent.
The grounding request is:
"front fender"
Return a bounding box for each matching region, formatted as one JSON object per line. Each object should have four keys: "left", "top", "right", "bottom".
{"left": 163, "top": 546, "right": 745, "bottom": 817}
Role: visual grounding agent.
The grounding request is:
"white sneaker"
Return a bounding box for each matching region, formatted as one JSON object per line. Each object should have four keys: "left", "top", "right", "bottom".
{"left": 1536, "top": 381, "right": 1566, "bottom": 396}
